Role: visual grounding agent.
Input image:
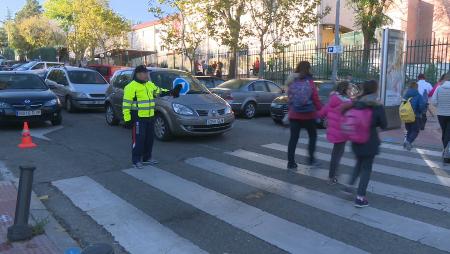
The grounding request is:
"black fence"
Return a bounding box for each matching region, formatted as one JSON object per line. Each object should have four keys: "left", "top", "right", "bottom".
{"left": 149, "top": 37, "right": 449, "bottom": 86}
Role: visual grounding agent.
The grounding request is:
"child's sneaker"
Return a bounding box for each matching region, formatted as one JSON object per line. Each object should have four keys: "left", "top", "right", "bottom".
{"left": 354, "top": 197, "right": 369, "bottom": 208}
{"left": 328, "top": 177, "right": 338, "bottom": 185}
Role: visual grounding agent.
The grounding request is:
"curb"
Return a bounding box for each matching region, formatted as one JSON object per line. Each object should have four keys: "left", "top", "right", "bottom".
{"left": 0, "top": 162, "right": 80, "bottom": 252}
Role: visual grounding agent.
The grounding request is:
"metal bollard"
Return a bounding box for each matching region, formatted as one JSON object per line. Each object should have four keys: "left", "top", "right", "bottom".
{"left": 7, "top": 166, "right": 36, "bottom": 242}
{"left": 81, "top": 243, "right": 114, "bottom": 254}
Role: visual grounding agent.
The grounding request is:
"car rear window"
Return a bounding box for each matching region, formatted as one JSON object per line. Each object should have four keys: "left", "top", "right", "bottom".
{"left": 89, "top": 66, "right": 109, "bottom": 77}
{"left": 217, "top": 79, "right": 249, "bottom": 89}
{"left": 68, "top": 70, "right": 107, "bottom": 84}
{"left": 0, "top": 74, "right": 47, "bottom": 90}
{"left": 150, "top": 71, "right": 209, "bottom": 94}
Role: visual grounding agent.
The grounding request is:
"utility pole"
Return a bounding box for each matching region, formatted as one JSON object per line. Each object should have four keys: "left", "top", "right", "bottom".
{"left": 331, "top": 0, "right": 341, "bottom": 83}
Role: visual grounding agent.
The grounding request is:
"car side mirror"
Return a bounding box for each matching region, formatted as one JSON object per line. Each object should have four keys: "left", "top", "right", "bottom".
{"left": 46, "top": 80, "right": 58, "bottom": 89}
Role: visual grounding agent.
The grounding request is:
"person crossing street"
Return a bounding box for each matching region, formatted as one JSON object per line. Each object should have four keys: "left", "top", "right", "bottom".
{"left": 123, "top": 65, "right": 182, "bottom": 169}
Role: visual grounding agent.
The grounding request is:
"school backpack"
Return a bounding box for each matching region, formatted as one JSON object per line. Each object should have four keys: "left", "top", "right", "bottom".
{"left": 399, "top": 98, "right": 415, "bottom": 123}
{"left": 341, "top": 108, "right": 373, "bottom": 144}
{"left": 288, "top": 78, "right": 315, "bottom": 113}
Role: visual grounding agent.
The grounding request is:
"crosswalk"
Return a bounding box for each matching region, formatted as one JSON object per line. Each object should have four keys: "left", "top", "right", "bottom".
{"left": 52, "top": 137, "right": 450, "bottom": 254}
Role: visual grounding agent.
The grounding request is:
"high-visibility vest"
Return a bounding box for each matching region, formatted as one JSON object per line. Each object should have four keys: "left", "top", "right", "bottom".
{"left": 122, "top": 80, "right": 168, "bottom": 121}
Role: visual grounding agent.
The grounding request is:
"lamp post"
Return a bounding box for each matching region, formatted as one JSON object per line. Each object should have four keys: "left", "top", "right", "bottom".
{"left": 331, "top": 0, "right": 341, "bottom": 83}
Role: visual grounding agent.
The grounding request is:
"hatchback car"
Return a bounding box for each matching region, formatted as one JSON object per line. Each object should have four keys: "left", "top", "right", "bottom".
{"left": 0, "top": 72, "right": 62, "bottom": 125}
{"left": 195, "top": 76, "right": 225, "bottom": 89}
{"left": 105, "top": 68, "right": 235, "bottom": 141}
{"left": 45, "top": 67, "right": 109, "bottom": 112}
{"left": 210, "top": 78, "right": 285, "bottom": 119}
{"left": 270, "top": 80, "right": 336, "bottom": 127}
{"left": 15, "top": 61, "right": 64, "bottom": 79}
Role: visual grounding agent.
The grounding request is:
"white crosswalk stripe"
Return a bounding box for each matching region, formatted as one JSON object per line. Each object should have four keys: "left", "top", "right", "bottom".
{"left": 52, "top": 138, "right": 450, "bottom": 254}
{"left": 53, "top": 176, "right": 207, "bottom": 254}
{"left": 301, "top": 138, "right": 448, "bottom": 170}
{"left": 124, "top": 167, "right": 368, "bottom": 254}
{"left": 186, "top": 157, "right": 450, "bottom": 253}
{"left": 227, "top": 149, "right": 450, "bottom": 213}
{"left": 262, "top": 143, "right": 450, "bottom": 188}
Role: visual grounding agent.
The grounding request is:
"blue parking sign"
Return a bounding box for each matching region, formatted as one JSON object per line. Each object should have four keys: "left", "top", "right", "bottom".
{"left": 173, "top": 78, "right": 190, "bottom": 95}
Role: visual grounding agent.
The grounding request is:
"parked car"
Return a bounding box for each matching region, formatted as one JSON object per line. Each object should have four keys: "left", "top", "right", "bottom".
{"left": 195, "top": 76, "right": 225, "bottom": 89}
{"left": 210, "top": 78, "right": 285, "bottom": 119}
{"left": 87, "top": 64, "right": 127, "bottom": 83}
{"left": 105, "top": 67, "right": 235, "bottom": 141}
{"left": 270, "top": 80, "right": 336, "bottom": 127}
{"left": 15, "top": 61, "right": 64, "bottom": 79}
{"left": 0, "top": 72, "right": 62, "bottom": 125}
{"left": 45, "top": 66, "right": 109, "bottom": 112}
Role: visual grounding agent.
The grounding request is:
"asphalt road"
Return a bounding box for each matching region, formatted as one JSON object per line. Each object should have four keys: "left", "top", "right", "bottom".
{"left": 1, "top": 111, "right": 450, "bottom": 254}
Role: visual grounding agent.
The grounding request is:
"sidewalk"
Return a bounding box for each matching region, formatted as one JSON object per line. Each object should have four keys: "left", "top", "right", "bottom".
{"left": 0, "top": 166, "right": 80, "bottom": 254}
{"left": 0, "top": 181, "right": 60, "bottom": 253}
{"left": 380, "top": 114, "right": 442, "bottom": 150}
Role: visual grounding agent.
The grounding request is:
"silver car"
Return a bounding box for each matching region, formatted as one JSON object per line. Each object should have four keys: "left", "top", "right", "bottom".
{"left": 105, "top": 68, "right": 235, "bottom": 141}
{"left": 210, "top": 78, "right": 285, "bottom": 118}
{"left": 45, "top": 67, "right": 109, "bottom": 112}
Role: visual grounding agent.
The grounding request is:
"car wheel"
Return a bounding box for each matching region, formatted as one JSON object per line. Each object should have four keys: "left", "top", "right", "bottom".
{"left": 154, "top": 114, "right": 173, "bottom": 141}
{"left": 65, "top": 96, "right": 76, "bottom": 113}
{"left": 51, "top": 114, "right": 62, "bottom": 126}
{"left": 105, "top": 103, "right": 119, "bottom": 126}
{"left": 242, "top": 102, "right": 257, "bottom": 119}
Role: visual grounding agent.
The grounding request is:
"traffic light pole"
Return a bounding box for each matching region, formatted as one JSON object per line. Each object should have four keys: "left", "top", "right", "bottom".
{"left": 331, "top": 0, "right": 341, "bottom": 83}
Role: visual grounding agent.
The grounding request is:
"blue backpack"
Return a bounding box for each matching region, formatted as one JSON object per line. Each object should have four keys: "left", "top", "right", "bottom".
{"left": 288, "top": 78, "right": 315, "bottom": 113}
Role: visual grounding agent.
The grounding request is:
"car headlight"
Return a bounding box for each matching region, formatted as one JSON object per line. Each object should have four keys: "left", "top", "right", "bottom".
{"left": 225, "top": 105, "right": 232, "bottom": 114}
{"left": 74, "top": 92, "right": 89, "bottom": 98}
{"left": 44, "top": 99, "right": 60, "bottom": 107}
{"left": 0, "top": 102, "right": 11, "bottom": 109}
{"left": 172, "top": 103, "right": 194, "bottom": 116}
{"left": 271, "top": 102, "right": 283, "bottom": 108}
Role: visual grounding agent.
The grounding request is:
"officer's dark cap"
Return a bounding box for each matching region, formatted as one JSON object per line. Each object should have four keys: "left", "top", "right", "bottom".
{"left": 135, "top": 65, "right": 149, "bottom": 74}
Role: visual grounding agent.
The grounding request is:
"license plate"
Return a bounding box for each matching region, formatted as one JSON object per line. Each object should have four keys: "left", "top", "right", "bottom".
{"left": 207, "top": 118, "right": 225, "bottom": 125}
{"left": 16, "top": 110, "right": 41, "bottom": 117}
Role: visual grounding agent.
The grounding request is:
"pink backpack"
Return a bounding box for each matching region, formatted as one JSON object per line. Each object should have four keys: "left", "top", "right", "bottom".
{"left": 341, "top": 108, "right": 373, "bottom": 144}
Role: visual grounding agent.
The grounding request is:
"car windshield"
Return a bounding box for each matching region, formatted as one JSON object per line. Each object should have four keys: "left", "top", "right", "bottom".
{"left": 0, "top": 74, "right": 47, "bottom": 90}
{"left": 217, "top": 79, "right": 249, "bottom": 90}
{"left": 68, "top": 70, "right": 107, "bottom": 84}
{"left": 150, "top": 71, "right": 209, "bottom": 94}
{"left": 15, "top": 61, "right": 36, "bottom": 71}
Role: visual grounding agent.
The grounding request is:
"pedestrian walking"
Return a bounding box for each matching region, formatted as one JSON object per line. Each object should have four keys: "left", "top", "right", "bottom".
{"left": 343, "top": 80, "right": 387, "bottom": 208}
{"left": 429, "top": 74, "right": 446, "bottom": 98}
{"left": 318, "top": 81, "right": 352, "bottom": 184}
{"left": 286, "top": 61, "right": 322, "bottom": 170}
{"left": 417, "top": 74, "right": 433, "bottom": 130}
{"left": 431, "top": 71, "right": 450, "bottom": 161}
{"left": 122, "top": 65, "right": 182, "bottom": 169}
{"left": 402, "top": 82, "right": 426, "bottom": 150}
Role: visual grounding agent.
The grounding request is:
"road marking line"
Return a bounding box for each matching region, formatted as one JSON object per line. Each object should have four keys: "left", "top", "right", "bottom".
{"left": 318, "top": 134, "right": 442, "bottom": 157}
{"left": 261, "top": 143, "right": 450, "bottom": 188}
{"left": 186, "top": 157, "right": 450, "bottom": 253}
{"left": 301, "top": 138, "right": 448, "bottom": 170}
{"left": 226, "top": 149, "right": 450, "bottom": 212}
{"left": 53, "top": 176, "right": 207, "bottom": 254}
{"left": 30, "top": 126, "right": 64, "bottom": 141}
{"left": 125, "top": 167, "right": 367, "bottom": 254}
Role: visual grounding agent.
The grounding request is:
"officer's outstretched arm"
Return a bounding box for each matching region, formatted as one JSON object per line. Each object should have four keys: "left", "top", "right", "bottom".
{"left": 122, "top": 85, "right": 135, "bottom": 122}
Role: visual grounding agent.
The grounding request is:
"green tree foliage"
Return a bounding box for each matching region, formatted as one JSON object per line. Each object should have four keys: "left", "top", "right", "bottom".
{"left": 245, "top": 0, "right": 328, "bottom": 77}
{"left": 150, "top": 0, "right": 207, "bottom": 73}
{"left": 15, "top": 0, "right": 42, "bottom": 21}
{"left": 205, "top": 0, "right": 247, "bottom": 78}
{"left": 349, "top": 0, "right": 392, "bottom": 71}
{"left": 44, "top": 0, "right": 130, "bottom": 62}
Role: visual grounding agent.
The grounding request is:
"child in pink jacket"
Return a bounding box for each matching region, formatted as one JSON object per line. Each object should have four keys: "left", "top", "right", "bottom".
{"left": 318, "top": 81, "right": 352, "bottom": 184}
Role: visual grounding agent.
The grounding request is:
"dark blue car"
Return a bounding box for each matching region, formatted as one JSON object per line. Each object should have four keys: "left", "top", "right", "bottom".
{"left": 0, "top": 72, "right": 62, "bottom": 125}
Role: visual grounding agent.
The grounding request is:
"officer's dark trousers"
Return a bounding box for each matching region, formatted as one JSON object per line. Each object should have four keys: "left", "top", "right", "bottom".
{"left": 132, "top": 118, "right": 155, "bottom": 164}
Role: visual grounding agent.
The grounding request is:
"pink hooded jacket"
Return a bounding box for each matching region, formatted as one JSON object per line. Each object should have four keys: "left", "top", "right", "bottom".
{"left": 318, "top": 92, "right": 351, "bottom": 144}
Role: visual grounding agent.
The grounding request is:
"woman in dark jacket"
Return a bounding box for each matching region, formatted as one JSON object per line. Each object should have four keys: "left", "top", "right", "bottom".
{"left": 347, "top": 80, "right": 387, "bottom": 208}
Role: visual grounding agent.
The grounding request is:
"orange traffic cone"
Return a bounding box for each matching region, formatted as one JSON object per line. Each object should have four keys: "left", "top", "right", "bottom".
{"left": 18, "top": 122, "right": 37, "bottom": 149}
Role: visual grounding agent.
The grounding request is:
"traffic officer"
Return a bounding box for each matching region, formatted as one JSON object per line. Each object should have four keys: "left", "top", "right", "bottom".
{"left": 123, "top": 65, "right": 182, "bottom": 169}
